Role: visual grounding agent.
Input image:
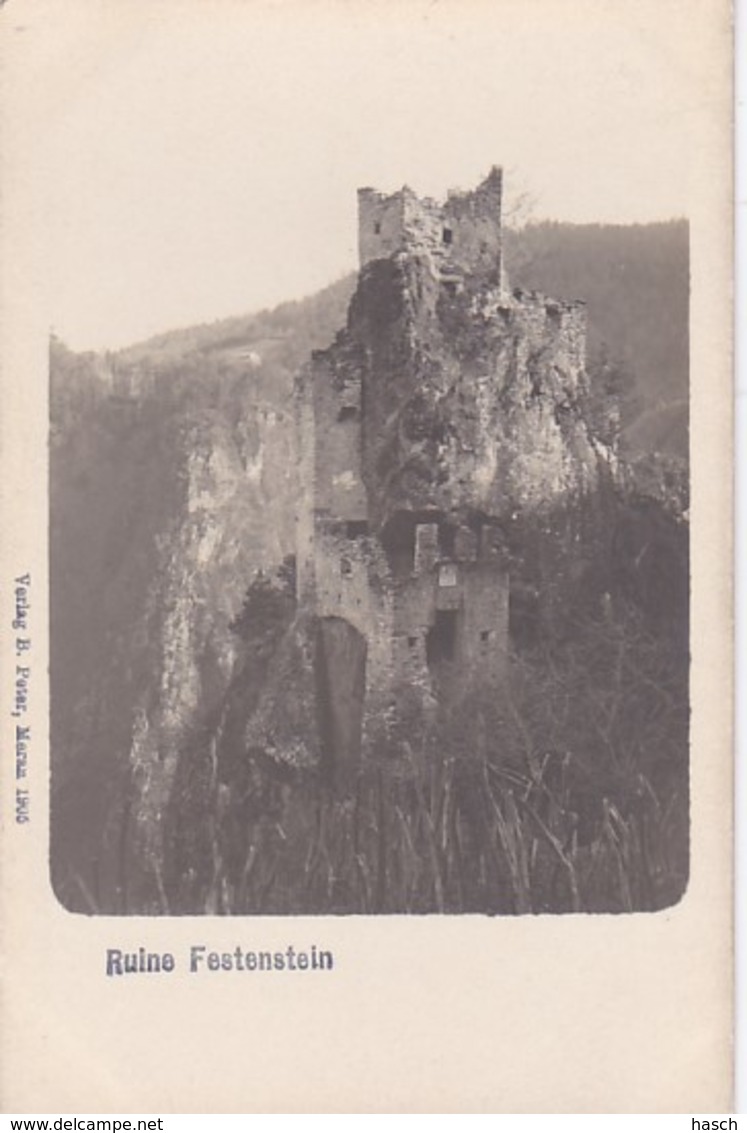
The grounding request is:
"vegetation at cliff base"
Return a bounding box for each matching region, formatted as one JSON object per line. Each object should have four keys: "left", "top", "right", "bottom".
{"left": 49, "top": 218, "right": 689, "bottom": 916}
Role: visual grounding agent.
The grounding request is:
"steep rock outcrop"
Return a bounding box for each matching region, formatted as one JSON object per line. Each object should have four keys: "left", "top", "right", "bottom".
{"left": 51, "top": 362, "right": 296, "bottom": 912}
{"left": 348, "top": 257, "right": 602, "bottom": 529}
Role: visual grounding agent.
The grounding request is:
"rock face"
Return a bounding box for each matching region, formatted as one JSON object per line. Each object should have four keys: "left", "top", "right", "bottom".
{"left": 292, "top": 169, "right": 609, "bottom": 782}
{"left": 355, "top": 261, "right": 596, "bottom": 518}
{"left": 50, "top": 346, "right": 298, "bottom": 912}
{"left": 124, "top": 405, "right": 297, "bottom": 909}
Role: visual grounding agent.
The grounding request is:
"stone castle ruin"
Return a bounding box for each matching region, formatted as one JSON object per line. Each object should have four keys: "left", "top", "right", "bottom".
{"left": 293, "top": 167, "right": 602, "bottom": 777}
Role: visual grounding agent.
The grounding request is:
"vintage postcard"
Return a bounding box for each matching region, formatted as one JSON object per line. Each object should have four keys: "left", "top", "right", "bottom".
{"left": 0, "top": 0, "right": 733, "bottom": 1113}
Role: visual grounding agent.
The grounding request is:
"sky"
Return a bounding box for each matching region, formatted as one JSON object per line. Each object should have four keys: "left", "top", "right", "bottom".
{"left": 2, "top": 0, "right": 715, "bottom": 351}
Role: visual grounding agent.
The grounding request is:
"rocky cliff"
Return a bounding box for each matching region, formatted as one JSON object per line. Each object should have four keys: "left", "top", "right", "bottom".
{"left": 50, "top": 282, "right": 349, "bottom": 913}
{"left": 348, "top": 257, "right": 603, "bottom": 530}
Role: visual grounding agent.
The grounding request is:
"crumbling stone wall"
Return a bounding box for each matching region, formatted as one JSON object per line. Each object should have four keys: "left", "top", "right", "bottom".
{"left": 294, "top": 335, "right": 368, "bottom": 605}
{"left": 358, "top": 166, "right": 504, "bottom": 286}
{"left": 312, "top": 525, "right": 394, "bottom": 703}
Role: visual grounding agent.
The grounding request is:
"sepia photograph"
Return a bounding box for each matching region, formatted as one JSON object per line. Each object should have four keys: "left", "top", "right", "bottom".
{"left": 46, "top": 11, "right": 689, "bottom": 919}
{"left": 0, "top": 0, "right": 732, "bottom": 1113}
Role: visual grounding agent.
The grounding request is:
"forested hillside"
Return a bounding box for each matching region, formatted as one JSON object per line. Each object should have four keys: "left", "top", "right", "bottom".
{"left": 99, "top": 218, "right": 688, "bottom": 456}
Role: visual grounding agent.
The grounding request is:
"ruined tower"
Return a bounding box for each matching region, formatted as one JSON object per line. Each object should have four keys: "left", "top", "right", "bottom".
{"left": 295, "top": 168, "right": 594, "bottom": 771}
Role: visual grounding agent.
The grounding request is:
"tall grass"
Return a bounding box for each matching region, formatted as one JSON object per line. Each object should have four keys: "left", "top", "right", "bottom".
{"left": 167, "top": 601, "right": 688, "bottom": 916}
{"left": 195, "top": 737, "right": 686, "bottom": 916}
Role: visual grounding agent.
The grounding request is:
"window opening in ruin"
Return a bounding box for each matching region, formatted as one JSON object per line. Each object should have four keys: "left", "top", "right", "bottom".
{"left": 442, "top": 227, "right": 453, "bottom": 245}
{"left": 345, "top": 520, "right": 369, "bottom": 539}
{"left": 340, "top": 557, "right": 353, "bottom": 577}
{"left": 338, "top": 405, "right": 358, "bottom": 422}
{"left": 374, "top": 221, "right": 381, "bottom": 235}
{"left": 438, "top": 522, "right": 456, "bottom": 558}
{"left": 480, "top": 629, "right": 491, "bottom": 642}
{"left": 408, "top": 636, "right": 418, "bottom": 649}
{"left": 442, "top": 280, "right": 458, "bottom": 297}
{"left": 381, "top": 513, "right": 416, "bottom": 577}
{"left": 427, "top": 610, "right": 458, "bottom": 666}
{"left": 438, "top": 564, "right": 457, "bottom": 588}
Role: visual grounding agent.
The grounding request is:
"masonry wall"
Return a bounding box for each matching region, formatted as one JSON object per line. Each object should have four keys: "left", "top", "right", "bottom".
{"left": 457, "top": 562, "right": 510, "bottom": 692}
{"left": 312, "top": 527, "right": 395, "bottom": 715}
{"left": 358, "top": 167, "right": 504, "bottom": 286}
{"left": 358, "top": 189, "right": 407, "bottom": 268}
{"left": 440, "top": 167, "right": 503, "bottom": 283}
{"left": 309, "top": 346, "right": 367, "bottom": 522}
